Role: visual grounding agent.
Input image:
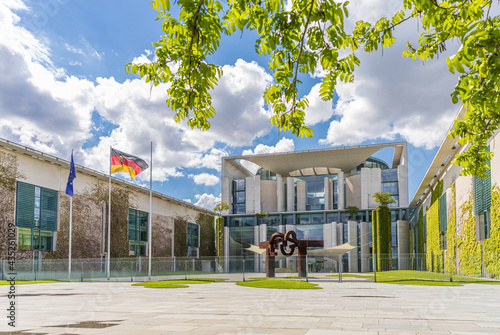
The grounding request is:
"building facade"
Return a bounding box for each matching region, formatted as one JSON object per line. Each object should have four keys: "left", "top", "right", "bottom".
{"left": 221, "top": 142, "right": 411, "bottom": 273}
{"left": 409, "top": 107, "right": 500, "bottom": 277}
{"left": 0, "top": 138, "right": 215, "bottom": 263}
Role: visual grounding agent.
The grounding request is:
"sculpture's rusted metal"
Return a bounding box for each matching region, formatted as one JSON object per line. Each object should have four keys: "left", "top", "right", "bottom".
{"left": 259, "top": 230, "right": 323, "bottom": 277}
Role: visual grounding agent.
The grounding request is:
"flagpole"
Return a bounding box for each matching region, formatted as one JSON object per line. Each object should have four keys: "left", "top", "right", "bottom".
{"left": 148, "top": 141, "right": 152, "bottom": 280}
{"left": 107, "top": 146, "right": 111, "bottom": 280}
{"left": 68, "top": 151, "right": 73, "bottom": 280}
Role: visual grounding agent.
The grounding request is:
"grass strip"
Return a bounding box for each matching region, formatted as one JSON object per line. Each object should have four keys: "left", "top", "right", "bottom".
{"left": 0, "top": 280, "right": 60, "bottom": 285}
{"left": 237, "top": 279, "right": 321, "bottom": 289}
{"left": 133, "top": 278, "right": 223, "bottom": 289}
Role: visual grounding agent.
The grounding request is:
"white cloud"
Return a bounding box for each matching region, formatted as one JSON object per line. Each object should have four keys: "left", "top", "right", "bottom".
{"left": 304, "top": 83, "right": 335, "bottom": 126}
{"left": 240, "top": 138, "right": 295, "bottom": 173}
{"left": 189, "top": 173, "right": 220, "bottom": 186}
{"left": 194, "top": 193, "right": 220, "bottom": 211}
{"left": 69, "top": 60, "right": 82, "bottom": 66}
{"left": 319, "top": 1, "right": 459, "bottom": 149}
{"left": 183, "top": 198, "right": 192, "bottom": 203}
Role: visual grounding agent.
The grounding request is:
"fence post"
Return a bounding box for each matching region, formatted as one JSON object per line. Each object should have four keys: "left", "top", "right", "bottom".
{"left": 338, "top": 255, "right": 342, "bottom": 283}
{"left": 374, "top": 254, "right": 377, "bottom": 283}
{"left": 242, "top": 259, "right": 245, "bottom": 282}
{"left": 131, "top": 261, "right": 133, "bottom": 282}
{"left": 80, "top": 261, "right": 84, "bottom": 282}
{"left": 306, "top": 256, "right": 308, "bottom": 283}
{"left": 185, "top": 260, "right": 187, "bottom": 280}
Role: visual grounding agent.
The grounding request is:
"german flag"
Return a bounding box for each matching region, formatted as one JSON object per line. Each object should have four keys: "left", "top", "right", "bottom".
{"left": 111, "top": 148, "right": 149, "bottom": 179}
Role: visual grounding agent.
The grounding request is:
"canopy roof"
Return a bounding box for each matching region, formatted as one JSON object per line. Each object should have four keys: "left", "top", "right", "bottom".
{"left": 226, "top": 142, "right": 406, "bottom": 177}
{"left": 245, "top": 242, "right": 356, "bottom": 260}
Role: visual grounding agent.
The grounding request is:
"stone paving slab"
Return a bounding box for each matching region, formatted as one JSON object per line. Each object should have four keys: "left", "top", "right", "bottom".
{"left": 1, "top": 281, "right": 500, "bottom": 334}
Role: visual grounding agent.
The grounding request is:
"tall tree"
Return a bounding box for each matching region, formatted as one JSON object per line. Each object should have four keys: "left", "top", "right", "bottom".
{"left": 128, "top": 0, "right": 499, "bottom": 176}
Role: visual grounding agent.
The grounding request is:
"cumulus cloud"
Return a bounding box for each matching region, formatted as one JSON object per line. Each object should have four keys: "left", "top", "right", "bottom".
{"left": 189, "top": 173, "right": 220, "bottom": 186}
{"left": 318, "top": 0, "right": 459, "bottom": 149}
{"left": 194, "top": 193, "right": 220, "bottom": 210}
{"left": 240, "top": 138, "right": 295, "bottom": 173}
{"left": 0, "top": 2, "right": 277, "bottom": 186}
{"left": 304, "top": 83, "right": 335, "bottom": 126}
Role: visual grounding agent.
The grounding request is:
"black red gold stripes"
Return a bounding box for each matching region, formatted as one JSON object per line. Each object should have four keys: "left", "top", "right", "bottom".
{"left": 111, "top": 148, "right": 149, "bottom": 179}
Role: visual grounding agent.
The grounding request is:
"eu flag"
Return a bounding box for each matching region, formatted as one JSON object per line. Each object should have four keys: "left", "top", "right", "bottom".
{"left": 65, "top": 152, "right": 76, "bottom": 197}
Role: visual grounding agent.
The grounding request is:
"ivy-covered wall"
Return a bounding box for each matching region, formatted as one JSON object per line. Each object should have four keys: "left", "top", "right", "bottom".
{"left": 197, "top": 213, "right": 215, "bottom": 257}
{"left": 425, "top": 201, "right": 442, "bottom": 272}
{"left": 151, "top": 214, "right": 172, "bottom": 257}
{"left": 173, "top": 216, "right": 187, "bottom": 257}
{"left": 46, "top": 192, "right": 102, "bottom": 259}
{"left": 484, "top": 186, "right": 500, "bottom": 277}
{"left": 456, "top": 195, "right": 482, "bottom": 276}
{"left": 215, "top": 217, "right": 224, "bottom": 258}
{"left": 418, "top": 209, "right": 424, "bottom": 254}
{"left": 445, "top": 183, "right": 457, "bottom": 274}
{"left": 372, "top": 205, "right": 391, "bottom": 271}
{"left": 46, "top": 182, "right": 133, "bottom": 259}
{"left": 0, "top": 150, "right": 30, "bottom": 260}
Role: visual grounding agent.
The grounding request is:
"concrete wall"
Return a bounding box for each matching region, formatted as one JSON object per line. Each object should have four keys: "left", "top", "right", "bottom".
{"left": 360, "top": 222, "right": 370, "bottom": 272}
{"left": 277, "top": 175, "right": 284, "bottom": 212}
{"left": 397, "top": 165, "right": 409, "bottom": 207}
{"left": 347, "top": 221, "right": 358, "bottom": 272}
{"left": 260, "top": 180, "right": 277, "bottom": 213}
{"left": 360, "top": 167, "right": 381, "bottom": 209}
{"left": 397, "top": 220, "right": 410, "bottom": 270}
{"left": 245, "top": 175, "right": 261, "bottom": 214}
{"left": 8, "top": 147, "right": 212, "bottom": 258}
{"left": 296, "top": 180, "right": 306, "bottom": 211}
{"left": 337, "top": 172, "right": 344, "bottom": 210}
{"left": 489, "top": 130, "right": 500, "bottom": 186}
{"left": 346, "top": 174, "right": 361, "bottom": 208}
{"left": 287, "top": 177, "right": 295, "bottom": 212}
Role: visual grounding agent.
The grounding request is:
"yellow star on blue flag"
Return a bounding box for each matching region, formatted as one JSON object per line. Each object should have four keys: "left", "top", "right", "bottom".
{"left": 65, "top": 151, "right": 76, "bottom": 197}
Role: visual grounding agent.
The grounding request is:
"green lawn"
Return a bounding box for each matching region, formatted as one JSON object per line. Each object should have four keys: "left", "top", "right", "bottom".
{"left": 133, "top": 278, "right": 226, "bottom": 289}
{"left": 350, "top": 270, "right": 500, "bottom": 286}
{"left": 0, "top": 280, "right": 60, "bottom": 285}
{"left": 237, "top": 279, "right": 322, "bottom": 289}
{"left": 247, "top": 276, "right": 315, "bottom": 280}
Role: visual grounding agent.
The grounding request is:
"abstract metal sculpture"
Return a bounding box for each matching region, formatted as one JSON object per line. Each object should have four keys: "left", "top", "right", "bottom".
{"left": 259, "top": 230, "right": 323, "bottom": 277}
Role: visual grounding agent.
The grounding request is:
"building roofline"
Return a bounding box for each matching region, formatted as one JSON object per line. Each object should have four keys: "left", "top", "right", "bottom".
{"left": 409, "top": 107, "right": 465, "bottom": 207}
{"left": 0, "top": 137, "right": 214, "bottom": 215}
{"left": 223, "top": 141, "right": 407, "bottom": 177}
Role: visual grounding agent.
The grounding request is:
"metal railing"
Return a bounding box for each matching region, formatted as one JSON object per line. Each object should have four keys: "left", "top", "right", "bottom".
{"left": 1, "top": 252, "right": 498, "bottom": 283}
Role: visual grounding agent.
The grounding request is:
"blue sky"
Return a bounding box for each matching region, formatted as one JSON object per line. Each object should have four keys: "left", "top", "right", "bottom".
{"left": 0, "top": 0, "right": 462, "bottom": 210}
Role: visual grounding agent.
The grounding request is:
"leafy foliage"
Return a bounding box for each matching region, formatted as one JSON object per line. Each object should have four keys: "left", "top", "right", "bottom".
{"left": 372, "top": 205, "right": 391, "bottom": 271}
{"left": 131, "top": 0, "right": 500, "bottom": 176}
{"left": 213, "top": 201, "right": 229, "bottom": 215}
{"left": 344, "top": 206, "right": 359, "bottom": 220}
{"left": 197, "top": 212, "right": 216, "bottom": 257}
{"left": 372, "top": 192, "right": 396, "bottom": 207}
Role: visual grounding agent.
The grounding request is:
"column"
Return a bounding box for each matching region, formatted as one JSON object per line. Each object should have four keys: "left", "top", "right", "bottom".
{"left": 259, "top": 223, "right": 268, "bottom": 273}
{"left": 254, "top": 226, "right": 260, "bottom": 273}
{"left": 337, "top": 172, "right": 344, "bottom": 210}
{"left": 397, "top": 220, "right": 410, "bottom": 270}
{"left": 277, "top": 174, "right": 284, "bottom": 212}
{"left": 324, "top": 177, "right": 331, "bottom": 210}
{"left": 347, "top": 221, "right": 358, "bottom": 273}
{"left": 287, "top": 177, "right": 295, "bottom": 212}
{"left": 360, "top": 221, "right": 370, "bottom": 272}
{"left": 224, "top": 226, "right": 230, "bottom": 273}
{"left": 296, "top": 180, "right": 306, "bottom": 211}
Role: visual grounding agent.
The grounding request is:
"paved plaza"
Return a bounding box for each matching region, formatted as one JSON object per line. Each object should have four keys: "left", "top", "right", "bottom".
{"left": 1, "top": 280, "right": 500, "bottom": 334}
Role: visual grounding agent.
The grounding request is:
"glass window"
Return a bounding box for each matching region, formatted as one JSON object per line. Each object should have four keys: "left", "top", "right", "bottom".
{"left": 382, "top": 182, "right": 398, "bottom": 194}
{"left": 381, "top": 169, "right": 398, "bottom": 182}
{"left": 283, "top": 215, "right": 295, "bottom": 225}
{"left": 296, "top": 224, "right": 323, "bottom": 241}
{"left": 327, "top": 212, "right": 338, "bottom": 223}
{"left": 232, "top": 179, "right": 246, "bottom": 214}
{"left": 18, "top": 228, "right": 32, "bottom": 250}
{"left": 128, "top": 208, "right": 149, "bottom": 256}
